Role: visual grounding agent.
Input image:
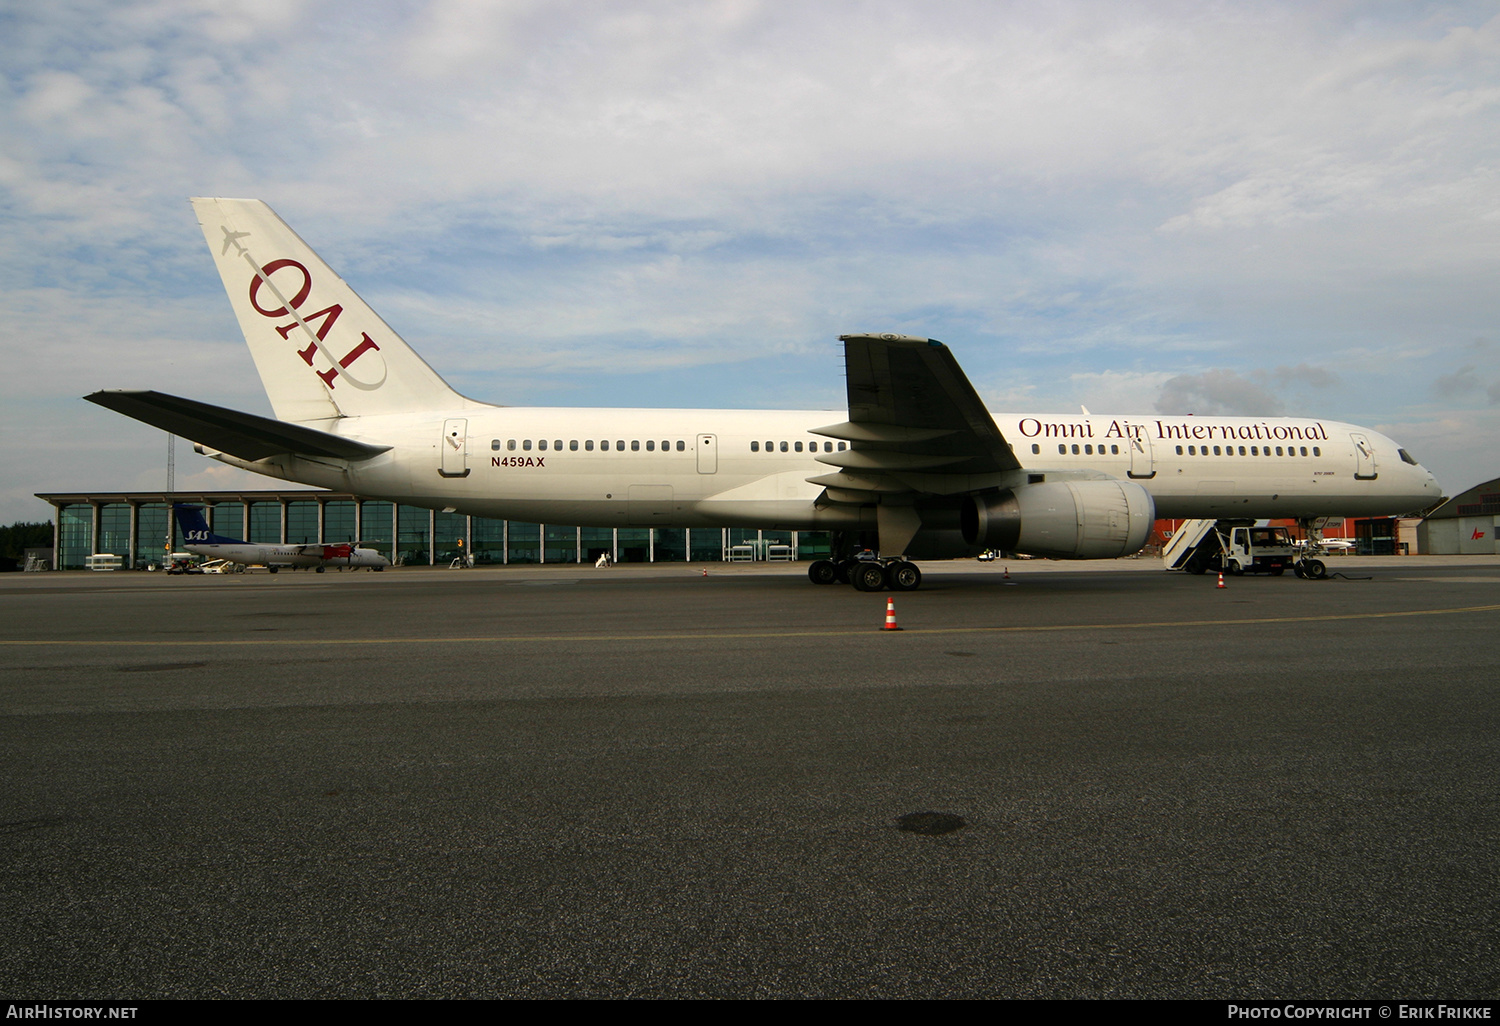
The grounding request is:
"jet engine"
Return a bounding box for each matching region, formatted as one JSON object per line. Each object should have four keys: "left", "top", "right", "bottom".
{"left": 960, "top": 479, "right": 1155, "bottom": 559}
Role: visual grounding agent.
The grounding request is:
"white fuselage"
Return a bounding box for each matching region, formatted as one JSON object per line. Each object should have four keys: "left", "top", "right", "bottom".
{"left": 211, "top": 405, "right": 1443, "bottom": 530}
{"left": 183, "top": 541, "right": 390, "bottom": 569}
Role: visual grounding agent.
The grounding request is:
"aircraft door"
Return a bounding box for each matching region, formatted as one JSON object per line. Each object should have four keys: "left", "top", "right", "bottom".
{"left": 440, "top": 418, "right": 470, "bottom": 478}
{"left": 1127, "top": 425, "right": 1155, "bottom": 479}
{"left": 1350, "top": 432, "right": 1377, "bottom": 480}
{"left": 696, "top": 434, "right": 717, "bottom": 474}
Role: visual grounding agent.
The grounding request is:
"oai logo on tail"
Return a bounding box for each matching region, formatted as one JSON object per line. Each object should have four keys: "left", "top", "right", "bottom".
{"left": 221, "top": 226, "right": 389, "bottom": 391}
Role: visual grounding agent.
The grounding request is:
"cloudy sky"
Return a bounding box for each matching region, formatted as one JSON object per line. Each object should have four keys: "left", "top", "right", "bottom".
{"left": 3, "top": 0, "right": 1498, "bottom": 524}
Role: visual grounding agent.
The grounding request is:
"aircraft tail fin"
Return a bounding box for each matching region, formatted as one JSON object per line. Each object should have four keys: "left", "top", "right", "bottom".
{"left": 189, "top": 198, "right": 468, "bottom": 423}
{"left": 173, "top": 503, "right": 246, "bottom": 546}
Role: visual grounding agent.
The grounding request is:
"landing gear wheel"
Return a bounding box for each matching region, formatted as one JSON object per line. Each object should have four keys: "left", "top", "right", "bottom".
{"left": 1301, "top": 559, "right": 1327, "bottom": 580}
{"left": 850, "top": 562, "right": 887, "bottom": 592}
{"left": 315, "top": 565, "right": 325, "bottom": 573}
{"left": 268, "top": 566, "right": 278, "bottom": 574}
{"left": 807, "top": 559, "right": 839, "bottom": 585}
{"left": 835, "top": 559, "right": 855, "bottom": 584}
{"left": 888, "top": 561, "right": 922, "bottom": 591}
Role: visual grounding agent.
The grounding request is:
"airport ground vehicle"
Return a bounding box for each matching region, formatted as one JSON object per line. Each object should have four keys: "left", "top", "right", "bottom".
{"left": 1216, "top": 524, "right": 1298, "bottom": 576}
{"left": 1164, "top": 519, "right": 1334, "bottom": 579}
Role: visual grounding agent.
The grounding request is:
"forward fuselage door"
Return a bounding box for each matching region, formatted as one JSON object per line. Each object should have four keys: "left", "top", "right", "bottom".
{"left": 440, "top": 418, "right": 470, "bottom": 478}
{"left": 1127, "top": 424, "right": 1155, "bottom": 479}
{"left": 697, "top": 434, "right": 717, "bottom": 474}
{"left": 1350, "top": 432, "right": 1377, "bottom": 480}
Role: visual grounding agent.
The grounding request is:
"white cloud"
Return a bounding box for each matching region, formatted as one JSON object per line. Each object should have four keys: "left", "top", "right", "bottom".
{"left": 2, "top": 2, "right": 1500, "bottom": 520}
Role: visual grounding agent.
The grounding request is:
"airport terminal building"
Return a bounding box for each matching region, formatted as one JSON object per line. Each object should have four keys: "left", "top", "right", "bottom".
{"left": 34, "top": 490, "right": 834, "bottom": 570}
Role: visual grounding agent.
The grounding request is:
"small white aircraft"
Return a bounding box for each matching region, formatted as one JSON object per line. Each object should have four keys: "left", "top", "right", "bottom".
{"left": 172, "top": 503, "right": 389, "bottom": 573}
{"left": 86, "top": 198, "right": 1442, "bottom": 590}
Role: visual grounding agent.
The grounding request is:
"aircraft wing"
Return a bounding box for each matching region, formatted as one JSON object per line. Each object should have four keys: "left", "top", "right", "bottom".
{"left": 84, "top": 389, "right": 390, "bottom": 461}
{"left": 808, "top": 334, "right": 1021, "bottom": 500}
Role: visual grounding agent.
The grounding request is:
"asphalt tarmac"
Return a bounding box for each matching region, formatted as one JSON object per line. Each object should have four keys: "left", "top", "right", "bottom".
{"left": 2, "top": 557, "right": 1498, "bottom": 999}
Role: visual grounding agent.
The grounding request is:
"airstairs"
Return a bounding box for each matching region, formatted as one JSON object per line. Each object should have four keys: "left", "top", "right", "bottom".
{"left": 1161, "top": 519, "right": 1221, "bottom": 571}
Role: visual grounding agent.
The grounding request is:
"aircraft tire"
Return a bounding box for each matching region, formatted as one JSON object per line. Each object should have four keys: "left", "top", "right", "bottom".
{"left": 268, "top": 567, "right": 278, "bottom": 574}
{"left": 1302, "top": 559, "right": 1327, "bottom": 580}
{"left": 315, "top": 565, "right": 325, "bottom": 573}
{"left": 807, "top": 560, "right": 839, "bottom": 585}
{"left": 888, "top": 561, "right": 922, "bottom": 591}
{"left": 850, "top": 563, "right": 887, "bottom": 592}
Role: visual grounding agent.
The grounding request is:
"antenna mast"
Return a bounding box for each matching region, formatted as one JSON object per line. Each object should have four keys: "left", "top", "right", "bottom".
{"left": 165, "top": 434, "right": 175, "bottom": 563}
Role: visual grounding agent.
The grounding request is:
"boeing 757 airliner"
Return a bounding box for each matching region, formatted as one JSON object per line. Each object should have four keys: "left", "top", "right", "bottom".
{"left": 86, "top": 199, "right": 1442, "bottom": 590}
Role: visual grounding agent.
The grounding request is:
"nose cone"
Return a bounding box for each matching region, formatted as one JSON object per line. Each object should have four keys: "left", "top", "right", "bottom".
{"left": 1405, "top": 461, "right": 1443, "bottom": 511}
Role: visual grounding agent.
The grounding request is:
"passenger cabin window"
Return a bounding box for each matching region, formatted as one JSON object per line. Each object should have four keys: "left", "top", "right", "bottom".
{"left": 646, "top": 440, "right": 655, "bottom": 451}
{"left": 780, "top": 441, "right": 788, "bottom": 452}
{"left": 586, "top": 440, "right": 594, "bottom": 451}
{"left": 508, "top": 439, "right": 517, "bottom": 451}
{"left": 539, "top": 439, "right": 548, "bottom": 450}
{"left": 631, "top": 440, "right": 640, "bottom": 451}
{"left": 570, "top": 440, "right": 578, "bottom": 451}
{"left": 523, "top": 439, "right": 532, "bottom": 451}
{"left": 1032, "top": 444, "right": 1040, "bottom": 454}
{"left": 677, "top": 440, "right": 685, "bottom": 451}
{"left": 794, "top": 441, "right": 803, "bottom": 452}
{"left": 1315, "top": 447, "right": 1322, "bottom": 457}
{"left": 617, "top": 440, "right": 624, "bottom": 450}
{"left": 751, "top": 441, "right": 759, "bottom": 452}
{"left": 837, "top": 442, "right": 846, "bottom": 451}
{"left": 491, "top": 439, "right": 501, "bottom": 451}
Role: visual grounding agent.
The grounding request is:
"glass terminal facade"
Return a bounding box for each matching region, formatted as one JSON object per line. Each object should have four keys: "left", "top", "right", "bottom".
{"left": 35, "top": 491, "right": 833, "bottom": 570}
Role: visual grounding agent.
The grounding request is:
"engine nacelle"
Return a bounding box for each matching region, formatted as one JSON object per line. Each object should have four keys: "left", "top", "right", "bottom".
{"left": 960, "top": 479, "right": 1156, "bottom": 559}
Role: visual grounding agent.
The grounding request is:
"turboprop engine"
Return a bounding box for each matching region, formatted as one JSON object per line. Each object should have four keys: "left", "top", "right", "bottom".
{"left": 960, "top": 479, "right": 1156, "bottom": 559}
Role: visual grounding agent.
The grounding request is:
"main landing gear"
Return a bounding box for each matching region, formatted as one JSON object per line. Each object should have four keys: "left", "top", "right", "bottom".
{"left": 807, "top": 556, "right": 922, "bottom": 591}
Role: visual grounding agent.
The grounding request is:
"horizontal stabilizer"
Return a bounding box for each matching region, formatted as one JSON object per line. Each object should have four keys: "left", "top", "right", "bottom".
{"left": 84, "top": 390, "right": 390, "bottom": 461}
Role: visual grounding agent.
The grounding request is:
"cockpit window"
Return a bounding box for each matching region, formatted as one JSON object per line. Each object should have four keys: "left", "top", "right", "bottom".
{"left": 1398, "top": 449, "right": 1419, "bottom": 466}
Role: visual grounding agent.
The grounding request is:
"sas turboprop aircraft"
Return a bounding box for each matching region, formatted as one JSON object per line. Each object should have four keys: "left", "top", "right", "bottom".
{"left": 86, "top": 198, "right": 1442, "bottom": 591}
{"left": 172, "top": 503, "right": 389, "bottom": 572}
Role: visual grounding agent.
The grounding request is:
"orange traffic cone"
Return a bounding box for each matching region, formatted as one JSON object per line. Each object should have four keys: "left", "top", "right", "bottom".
{"left": 702, "top": 568, "right": 708, "bottom": 577}
{"left": 1003, "top": 565, "right": 1010, "bottom": 579}
{"left": 882, "top": 596, "right": 902, "bottom": 631}
{"left": 1217, "top": 572, "right": 1226, "bottom": 589}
